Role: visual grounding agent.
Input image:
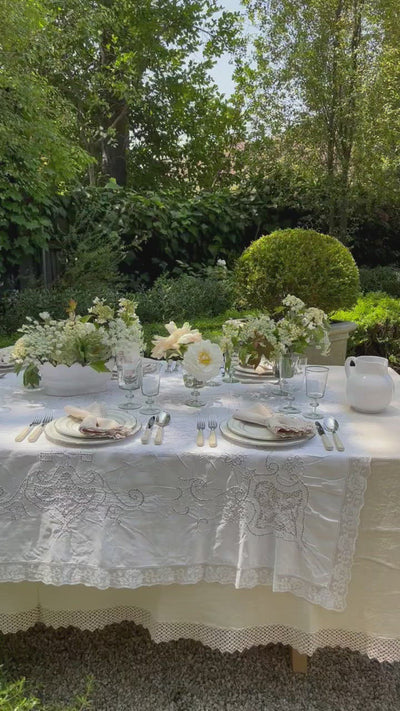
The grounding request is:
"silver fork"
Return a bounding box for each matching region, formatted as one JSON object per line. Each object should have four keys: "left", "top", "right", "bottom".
{"left": 28, "top": 411, "right": 54, "bottom": 443}
{"left": 208, "top": 419, "right": 218, "bottom": 448}
{"left": 196, "top": 420, "right": 205, "bottom": 447}
{"left": 15, "top": 415, "right": 42, "bottom": 442}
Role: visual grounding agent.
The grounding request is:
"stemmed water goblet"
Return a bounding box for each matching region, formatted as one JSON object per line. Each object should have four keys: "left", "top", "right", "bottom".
{"left": 140, "top": 363, "right": 161, "bottom": 415}
{"left": 278, "top": 353, "right": 301, "bottom": 413}
{"left": 117, "top": 353, "right": 142, "bottom": 410}
{"left": 303, "top": 365, "right": 329, "bottom": 419}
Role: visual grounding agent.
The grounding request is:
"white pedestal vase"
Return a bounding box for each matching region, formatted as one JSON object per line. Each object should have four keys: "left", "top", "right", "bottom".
{"left": 39, "top": 363, "right": 112, "bottom": 396}
{"left": 306, "top": 321, "right": 357, "bottom": 366}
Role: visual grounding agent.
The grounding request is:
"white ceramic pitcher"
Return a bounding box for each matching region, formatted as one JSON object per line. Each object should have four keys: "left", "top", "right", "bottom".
{"left": 344, "top": 355, "right": 394, "bottom": 413}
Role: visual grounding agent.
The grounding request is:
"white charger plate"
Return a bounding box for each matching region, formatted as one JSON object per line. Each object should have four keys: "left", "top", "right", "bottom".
{"left": 54, "top": 410, "right": 136, "bottom": 439}
{"left": 45, "top": 418, "right": 141, "bottom": 447}
{"left": 221, "top": 419, "right": 314, "bottom": 448}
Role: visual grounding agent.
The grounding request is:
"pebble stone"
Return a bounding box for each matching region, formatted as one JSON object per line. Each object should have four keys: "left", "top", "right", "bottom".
{"left": 1, "top": 622, "right": 399, "bottom": 710}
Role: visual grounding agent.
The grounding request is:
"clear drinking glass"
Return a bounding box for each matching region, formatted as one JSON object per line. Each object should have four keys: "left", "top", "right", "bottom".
{"left": 278, "top": 353, "right": 301, "bottom": 413}
{"left": 140, "top": 363, "right": 161, "bottom": 414}
{"left": 303, "top": 365, "right": 329, "bottom": 419}
{"left": 118, "top": 355, "right": 142, "bottom": 410}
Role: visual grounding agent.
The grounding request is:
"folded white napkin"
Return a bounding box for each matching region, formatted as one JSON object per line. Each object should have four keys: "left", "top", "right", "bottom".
{"left": 233, "top": 403, "right": 315, "bottom": 438}
{"left": 64, "top": 403, "right": 133, "bottom": 440}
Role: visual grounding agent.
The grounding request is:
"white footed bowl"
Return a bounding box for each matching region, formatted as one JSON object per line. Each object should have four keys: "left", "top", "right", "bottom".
{"left": 39, "top": 363, "right": 112, "bottom": 396}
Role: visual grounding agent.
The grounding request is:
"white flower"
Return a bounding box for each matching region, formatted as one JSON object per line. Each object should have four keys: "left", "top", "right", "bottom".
{"left": 151, "top": 322, "right": 202, "bottom": 360}
{"left": 39, "top": 312, "right": 50, "bottom": 320}
{"left": 183, "top": 339, "right": 223, "bottom": 381}
{"left": 217, "top": 259, "right": 227, "bottom": 267}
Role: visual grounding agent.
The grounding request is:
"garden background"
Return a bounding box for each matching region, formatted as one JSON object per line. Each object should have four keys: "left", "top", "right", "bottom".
{"left": 1, "top": 0, "right": 400, "bottom": 367}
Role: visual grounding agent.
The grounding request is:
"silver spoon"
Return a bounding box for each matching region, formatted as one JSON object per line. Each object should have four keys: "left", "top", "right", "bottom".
{"left": 323, "top": 417, "right": 345, "bottom": 451}
{"left": 154, "top": 411, "right": 171, "bottom": 445}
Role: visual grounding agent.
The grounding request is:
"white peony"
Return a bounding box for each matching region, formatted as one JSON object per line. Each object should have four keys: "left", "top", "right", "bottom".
{"left": 183, "top": 339, "right": 223, "bottom": 381}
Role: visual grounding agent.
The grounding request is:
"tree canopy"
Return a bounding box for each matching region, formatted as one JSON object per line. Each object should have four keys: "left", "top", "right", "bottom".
{"left": 235, "top": 0, "right": 400, "bottom": 240}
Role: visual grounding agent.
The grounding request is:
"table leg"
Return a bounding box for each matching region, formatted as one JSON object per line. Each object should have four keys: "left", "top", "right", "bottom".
{"left": 291, "top": 648, "right": 308, "bottom": 673}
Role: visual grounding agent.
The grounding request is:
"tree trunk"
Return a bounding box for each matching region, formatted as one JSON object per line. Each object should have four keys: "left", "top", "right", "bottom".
{"left": 101, "top": 102, "right": 129, "bottom": 186}
{"left": 99, "top": 7, "right": 129, "bottom": 187}
{"left": 326, "top": 0, "right": 344, "bottom": 236}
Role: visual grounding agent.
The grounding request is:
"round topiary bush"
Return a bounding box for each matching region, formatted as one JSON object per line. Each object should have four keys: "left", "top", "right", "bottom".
{"left": 235, "top": 228, "right": 360, "bottom": 314}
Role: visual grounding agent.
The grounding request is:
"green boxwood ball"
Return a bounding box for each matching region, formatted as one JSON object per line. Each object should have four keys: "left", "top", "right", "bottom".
{"left": 235, "top": 228, "right": 360, "bottom": 314}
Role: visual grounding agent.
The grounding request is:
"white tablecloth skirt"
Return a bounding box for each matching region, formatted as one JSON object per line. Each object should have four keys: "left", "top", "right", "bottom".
{"left": 1, "top": 457, "right": 399, "bottom": 663}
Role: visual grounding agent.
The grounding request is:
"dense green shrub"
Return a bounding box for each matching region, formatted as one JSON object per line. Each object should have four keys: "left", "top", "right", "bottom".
{"left": 333, "top": 292, "right": 400, "bottom": 370}
{"left": 0, "top": 270, "right": 236, "bottom": 335}
{"left": 235, "top": 229, "right": 360, "bottom": 314}
{"left": 135, "top": 272, "right": 236, "bottom": 323}
{"left": 359, "top": 266, "right": 400, "bottom": 298}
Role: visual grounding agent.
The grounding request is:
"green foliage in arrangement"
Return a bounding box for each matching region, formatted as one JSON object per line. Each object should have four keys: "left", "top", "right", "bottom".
{"left": 359, "top": 266, "right": 400, "bottom": 298}
{"left": 235, "top": 228, "right": 360, "bottom": 314}
{"left": 333, "top": 293, "right": 400, "bottom": 371}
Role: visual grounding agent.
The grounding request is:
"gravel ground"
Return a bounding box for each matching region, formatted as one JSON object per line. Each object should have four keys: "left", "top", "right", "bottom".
{"left": 1, "top": 622, "right": 399, "bottom": 710}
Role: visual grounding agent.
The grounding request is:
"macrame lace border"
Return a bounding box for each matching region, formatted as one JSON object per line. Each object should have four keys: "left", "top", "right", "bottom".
{"left": 0, "top": 603, "right": 398, "bottom": 663}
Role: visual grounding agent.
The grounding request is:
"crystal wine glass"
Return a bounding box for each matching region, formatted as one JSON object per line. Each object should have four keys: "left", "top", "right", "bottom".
{"left": 140, "top": 363, "right": 161, "bottom": 414}
{"left": 303, "top": 365, "right": 329, "bottom": 419}
{"left": 118, "top": 355, "right": 142, "bottom": 410}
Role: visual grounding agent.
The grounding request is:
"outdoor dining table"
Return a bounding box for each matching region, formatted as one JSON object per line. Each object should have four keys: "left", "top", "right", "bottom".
{"left": 0, "top": 365, "right": 399, "bottom": 666}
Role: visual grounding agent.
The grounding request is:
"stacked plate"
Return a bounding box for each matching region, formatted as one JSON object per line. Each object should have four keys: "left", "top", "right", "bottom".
{"left": 220, "top": 416, "right": 315, "bottom": 449}
{"left": 45, "top": 410, "right": 141, "bottom": 447}
{"left": 233, "top": 364, "right": 276, "bottom": 384}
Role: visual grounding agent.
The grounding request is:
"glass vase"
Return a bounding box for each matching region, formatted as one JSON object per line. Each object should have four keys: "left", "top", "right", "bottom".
{"left": 222, "top": 350, "right": 239, "bottom": 383}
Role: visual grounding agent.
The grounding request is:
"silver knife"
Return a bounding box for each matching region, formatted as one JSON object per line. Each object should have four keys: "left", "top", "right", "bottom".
{"left": 141, "top": 415, "right": 156, "bottom": 444}
{"left": 315, "top": 421, "right": 334, "bottom": 451}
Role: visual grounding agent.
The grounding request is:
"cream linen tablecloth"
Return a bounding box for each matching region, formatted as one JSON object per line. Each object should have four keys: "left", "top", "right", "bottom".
{"left": 0, "top": 366, "right": 399, "bottom": 661}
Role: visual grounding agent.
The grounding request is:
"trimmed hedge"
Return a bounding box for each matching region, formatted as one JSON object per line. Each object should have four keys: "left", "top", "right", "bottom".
{"left": 235, "top": 228, "right": 360, "bottom": 314}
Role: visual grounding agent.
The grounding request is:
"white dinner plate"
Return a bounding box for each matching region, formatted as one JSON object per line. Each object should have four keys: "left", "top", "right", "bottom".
{"left": 45, "top": 417, "right": 141, "bottom": 447}
{"left": 235, "top": 364, "right": 274, "bottom": 376}
{"left": 54, "top": 410, "right": 136, "bottom": 439}
{"left": 227, "top": 416, "right": 313, "bottom": 443}
{"left": 220, "top": 420, "right": 314, "bottom": 448}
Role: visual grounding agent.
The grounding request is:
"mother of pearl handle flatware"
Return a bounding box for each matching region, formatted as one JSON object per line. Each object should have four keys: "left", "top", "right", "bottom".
{"left": 141, "top": 415, "right": 156, "bottom": 444}
{"left": 315, "top": 421, "right": 333, "bottom": 451}
{"left": 15, "top": 416, "right": 42, "bottom": 442}
{"left": 323, "top": 417, "right": 345, "bottom": 451}
{"left": 208, "top": 419, "right": 218, "bottom": 448}
{"left": 154, "top": 411, "right": 171, "bottom": 445}
{"left": 28, "top": 413, "right": 53, "bottom": 443}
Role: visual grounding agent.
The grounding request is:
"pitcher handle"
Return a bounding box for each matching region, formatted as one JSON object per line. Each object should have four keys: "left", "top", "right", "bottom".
{"left": 345, "top": 356, "right": 356, "bottom": 377}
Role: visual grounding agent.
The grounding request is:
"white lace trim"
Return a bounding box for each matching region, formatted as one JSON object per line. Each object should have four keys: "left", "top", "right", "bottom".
{"left": 0, "top": 604, "right": 399, "bottom": 663}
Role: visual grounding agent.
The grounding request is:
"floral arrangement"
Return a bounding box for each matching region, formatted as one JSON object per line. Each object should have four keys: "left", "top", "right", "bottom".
{"left": 151, "top": 321, "right": 202, "bottom": 360}
{"left": 183, "top": 339, "right": 224, "bottom": 382}
{"left": 12, "top": 297, "right": 144, "bottom": 387}
{"left": 221, "top": 295, "right": 330, "bottom": 368}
